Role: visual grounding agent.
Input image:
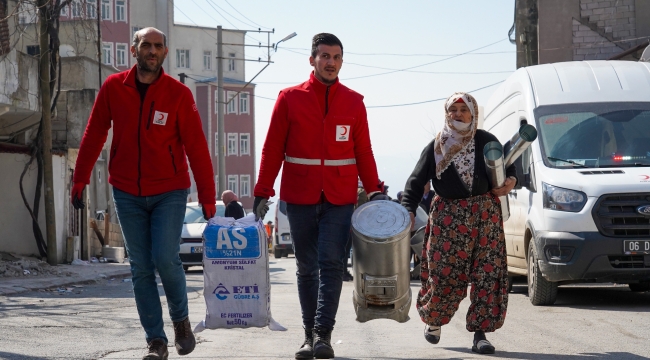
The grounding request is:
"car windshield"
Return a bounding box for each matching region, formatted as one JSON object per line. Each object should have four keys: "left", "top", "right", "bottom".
{"left": 534, "top": 102, "right": 650, "bottom": 168}
{"left": 184, "top": 205, "right": 225, "bottom": 223}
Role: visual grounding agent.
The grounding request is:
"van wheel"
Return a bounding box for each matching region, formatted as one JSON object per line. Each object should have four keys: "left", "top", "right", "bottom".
{"left": 183, "top": 265, "right": 189, "bottom": 272}
{"left": 274, "top": 248, "right": 282, "bottom": 259}
{"left": 507, "top": 276, "right": 514, "bottom": 293}
{"left": 527, "top": 241, "right": 558, "bottom": 305}
{"left": 629, "top": 283, "right": 650, "bottom": 292}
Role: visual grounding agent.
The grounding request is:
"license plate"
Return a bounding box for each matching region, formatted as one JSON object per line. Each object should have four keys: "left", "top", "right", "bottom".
{"left": 623, "top": 240, "right": 650, "bottom": 254}
{"left": 191, "top": 246, "right": 203, "bottom": 254}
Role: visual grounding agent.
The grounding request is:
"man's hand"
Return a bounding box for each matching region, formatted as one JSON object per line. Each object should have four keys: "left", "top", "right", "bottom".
{"left": 253, "top": 196, "right": 269, "bottom": 221}
{"left": 71, "top": 182, "right": 86, "bottom": 210}
{"left": 491, "top": 176, "right": 517, "bottom": 197}
{"left": 409, "top": 212, "right": 415, "bottom": 231}
{"left": 202, "top": 203, "right": 216, "bottom": 220}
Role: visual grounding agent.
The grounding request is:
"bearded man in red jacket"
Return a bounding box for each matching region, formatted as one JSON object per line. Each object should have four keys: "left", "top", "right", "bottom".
{"left": 70, "top": 27, "right": 215, "bottom": 360}
{"left": 253, "top": 33, "right": 383, "bottom": 360}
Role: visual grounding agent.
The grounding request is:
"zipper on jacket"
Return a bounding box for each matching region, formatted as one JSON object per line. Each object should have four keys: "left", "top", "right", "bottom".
{"left": 145, "top": 101, "right": 155, "bottom": 130}
{"left": 137, "top": 99, "right": 144, "bottom": 196}
{"left": 169, "top": 145, "right": 177, "bottom": 174}
{"left": 109, "top": 147, "right": 117, "bottom": 171}
{"left": 324, "top": 86, "right": 330, "bottom": 117}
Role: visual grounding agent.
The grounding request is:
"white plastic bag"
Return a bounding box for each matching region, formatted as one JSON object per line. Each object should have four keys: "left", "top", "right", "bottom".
{"left": 194, "top": 214, "right": 285, "bottom": 332}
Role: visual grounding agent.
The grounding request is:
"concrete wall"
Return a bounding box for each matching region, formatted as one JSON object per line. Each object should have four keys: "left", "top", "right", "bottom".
{"left": 59, "top": 57, "right": 117, "bottom": 92}
{"left": 0, "top": 49, "right": 39, "bottom": 111}
{"left": 538, "top": 0, "right": 580, "bottom": 63}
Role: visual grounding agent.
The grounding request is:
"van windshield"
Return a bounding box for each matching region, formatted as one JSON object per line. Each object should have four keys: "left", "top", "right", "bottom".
{"left": 534, "top": 102, "right": 650, "bottom": 168}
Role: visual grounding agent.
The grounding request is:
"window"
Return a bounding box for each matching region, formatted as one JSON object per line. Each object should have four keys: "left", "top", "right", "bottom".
{"left": 101, "top": 0, "right": 111, "bottom": 20}
{"left": 86, "top": 0, "right": 97, "bottom": 19}
{"left": 176, "top": 49, "right": 190, "bottom": 68}
{"left": 102, "top": 42, "right": 113, "bottom": 65}
{"left": 239, "top": 133, "right": 250, "bottom": 155}
{"left": 132, "top": 26, "right": 143, "bottom": 41}
{"left": 228, "top": 175, "right": 238, "bottom": 195}
{"left": 72, "top": 1, "right": 82, "bottom": 18}
{"left": 226, "top": 91, "right": 238, "bottom": 114}
{"left": 26, "top": 45, "right": 40, "bottom": 56}
{"left": 203, "top": 51, "right": 212, "bottom": 70}
{"left": 227, "top": 133, "right": 238, "bottom": 155}
{"left": 239, "top": 92, "right": 249, "bottom": 114}
{"left": 240, "top": 175, "right": 250, "bottom": 197}
{"left": 214, "top": 132, "right": 219, "bottom": 155}
{"left": 228, "top": 53, "right": 236, "bottom": 71}
{"left": 60, "top": 3, "right": 69, "bottom": 16}
{"left": 214, "top": 90, "right": 220, "bottom": 114}
{"left": 18, "top": 2, "right": 36, "bottom": 24}
{"left": 116, "top": 0, "right": 126, "bottom": 22}
{"left": 116, "top": 43, "right": 127, "bottom": 66}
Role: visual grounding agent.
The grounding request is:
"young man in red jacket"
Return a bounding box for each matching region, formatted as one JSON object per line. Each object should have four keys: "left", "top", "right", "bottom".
{"left": 253, "top": 33, "right": 382, "bottom": 359}
{"left": 70, "top": 28, "right": 215, "bottom": 359}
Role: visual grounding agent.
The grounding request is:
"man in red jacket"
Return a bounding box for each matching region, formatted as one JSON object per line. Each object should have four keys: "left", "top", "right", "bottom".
{"left": 70, "top": 27, "right": 215, "bottom": 359}
{"left": 253, "top": 33, "right": 382, "bottom": 360}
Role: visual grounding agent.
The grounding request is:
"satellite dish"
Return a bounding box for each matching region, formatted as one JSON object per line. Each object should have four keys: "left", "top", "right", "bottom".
{"left": 60, "top": 44, "right": 76, "bottom": 57}
{"left": 640, "top": 45, "right": 650, "bottom": 62}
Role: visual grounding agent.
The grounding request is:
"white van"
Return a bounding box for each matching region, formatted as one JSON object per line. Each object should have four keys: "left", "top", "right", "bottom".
{"left": 483, "top": 60, "right": 650, "bottom": 305}
{"left": 273, "top": 200, "right": 294, "bottom": 258}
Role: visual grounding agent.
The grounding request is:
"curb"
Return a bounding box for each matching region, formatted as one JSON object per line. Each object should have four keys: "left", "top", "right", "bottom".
{"left": 0, "top": 265, "right": 132, "bottom": 296}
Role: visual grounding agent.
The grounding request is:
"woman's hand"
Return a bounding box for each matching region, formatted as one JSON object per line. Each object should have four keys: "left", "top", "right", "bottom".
{"left": 491, "top": 176, "right": 517, "bottom": 197}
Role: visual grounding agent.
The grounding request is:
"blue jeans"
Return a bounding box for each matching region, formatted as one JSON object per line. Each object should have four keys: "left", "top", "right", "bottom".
{"left": 286, "top": 202, "right": 354, "bottom": 330}
{"left": 112, "top": 187, "right": 189, "bottom": 344}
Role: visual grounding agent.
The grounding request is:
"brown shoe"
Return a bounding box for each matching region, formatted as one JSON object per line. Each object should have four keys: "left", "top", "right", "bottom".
{"left": 143, "top": 338, "right": 168, "bottom": 360}
{"left": 173, "top": 317, "right": 196, "bottom": 355}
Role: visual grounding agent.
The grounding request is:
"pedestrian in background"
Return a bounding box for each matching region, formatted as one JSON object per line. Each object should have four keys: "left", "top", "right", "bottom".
{"left": 222, "top": 190, "right": 245, "bottom": 220}
{"left": 420, "top": 181, "right": 436, "bottom": 214}
{"left": 252, "top": 33, "right": 383, "bottom": 359}
{"left": 70, "top": 27, "right": 215, "bottom": 360}
{"left": 401, "top": 92, "right": 516, "bottom": 355}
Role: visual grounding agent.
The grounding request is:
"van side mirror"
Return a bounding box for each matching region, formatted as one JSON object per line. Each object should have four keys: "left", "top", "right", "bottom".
{"left": 524, "top": 161, "right": 537, "bottom": 192}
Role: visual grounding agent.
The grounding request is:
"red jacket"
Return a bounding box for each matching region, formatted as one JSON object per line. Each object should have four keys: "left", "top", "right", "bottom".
{"left": 73, "top": 66, "right": 215, "bottom": 204}
{"left": 254, "top": 73, "right": 380, "bottom": 205}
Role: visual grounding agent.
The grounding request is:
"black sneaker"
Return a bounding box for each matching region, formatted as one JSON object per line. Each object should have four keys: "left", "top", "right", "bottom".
{"left": 173, "top": 317, "right": 196, "bottom": 355}
{"left": 313, "top": 327, "right": 334, "bottom": 359}
{"left": 472, "top": 339, "right": 496, "bottom": 354}
{"left": 295, "top": 327, "right": 314, "bottom": 359}
{"left": 143, "top": 338, "right": 168, "bottom": 360}
{"left": 424, "top": 325, "right": 441, "bottom": 344}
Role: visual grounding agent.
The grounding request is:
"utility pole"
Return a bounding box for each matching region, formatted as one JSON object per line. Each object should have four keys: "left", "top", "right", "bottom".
{"left": 216, "top": 26, "right": 225, "bottom": 198}
{"left": 38, "top": 0, "right": 57, "bottom": 265}
{"left": 97, "top": 1, "right": 101, "bottom": 87}
{"left": 214, "top": 27, "right": 291, "bottom": 198}
{"left": 515, "top": 0, "right": 538, "bottom": 68}
{"left": 179, "top": 73, "right": 187, "bottom": 84}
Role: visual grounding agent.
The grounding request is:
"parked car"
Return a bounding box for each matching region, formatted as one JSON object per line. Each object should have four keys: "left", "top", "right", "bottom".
{"left": 482, "top": 60, "right": 650, "bottom": 305}
{"left": 273, "top": 200, "right": 294, "bottom": 258}
{"left": 179, "top": 201, "right": 225, "bottom": 271}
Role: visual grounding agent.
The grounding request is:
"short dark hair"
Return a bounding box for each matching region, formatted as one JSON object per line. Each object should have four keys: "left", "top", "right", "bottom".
{"left": 311, "top": 33, "right": 343, "bottom": 58}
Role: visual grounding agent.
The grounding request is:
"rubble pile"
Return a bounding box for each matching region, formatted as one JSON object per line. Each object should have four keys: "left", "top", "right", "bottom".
{"left": 0, "top": 252, "right": 72, "bottom": 278}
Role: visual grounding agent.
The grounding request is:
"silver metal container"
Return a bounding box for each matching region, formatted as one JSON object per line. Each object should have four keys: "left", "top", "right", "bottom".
{"left": 504, "top": 124, "right": 538, "bottom": 168}
{"left": 484, "top": 141, "right": 510, "bottom": 222}
{"left": 351, "top": 200, "right": 412, "bottom": 323}
{"left": 102, "top": 246, "right": 125, "bottom": 263}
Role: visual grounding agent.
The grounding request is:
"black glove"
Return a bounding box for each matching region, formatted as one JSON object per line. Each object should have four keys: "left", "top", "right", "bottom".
{"left": 369, "top": 193, "right": 390, "bottom": 201}
{"left": 253, "top": 196, "right": 269, "bottom": 221}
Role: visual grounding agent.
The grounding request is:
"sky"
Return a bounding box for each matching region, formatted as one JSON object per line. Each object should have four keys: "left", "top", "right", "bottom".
{"left": 175, "top": 0, "right": 517, "bottom": 220}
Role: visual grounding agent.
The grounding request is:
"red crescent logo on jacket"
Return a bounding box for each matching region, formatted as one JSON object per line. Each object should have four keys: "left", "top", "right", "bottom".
{"left": 153, "top": 111, "right": 168, "bottom": 126}
{"left": 336, "top": 125, "right": 350, "bottom": 142}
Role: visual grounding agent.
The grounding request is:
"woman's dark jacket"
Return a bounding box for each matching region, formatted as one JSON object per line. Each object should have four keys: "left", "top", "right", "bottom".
{"left": 402, "top": 129, "right": 516, "bottom": 214}
{"left": 224, "top": 201, "right": 245, "bottom": 220}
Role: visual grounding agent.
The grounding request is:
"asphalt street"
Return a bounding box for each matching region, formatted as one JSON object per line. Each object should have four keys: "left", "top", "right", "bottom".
{"left": 0, "top": 257, "right": 649, "bottom": 360}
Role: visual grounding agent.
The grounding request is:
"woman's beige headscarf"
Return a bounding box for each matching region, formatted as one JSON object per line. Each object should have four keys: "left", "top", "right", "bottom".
{"left": 434, "top": 92, "right": 480, "bottom": 179}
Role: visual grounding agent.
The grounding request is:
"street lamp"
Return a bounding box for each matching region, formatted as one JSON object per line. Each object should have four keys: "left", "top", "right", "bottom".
{"left": 274, "top": 32, "right": 297, "bottom": 52}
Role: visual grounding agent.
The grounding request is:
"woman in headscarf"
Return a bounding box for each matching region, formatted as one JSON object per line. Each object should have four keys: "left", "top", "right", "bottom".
{"left": 401, "top": 92, "right": 517, "bottom": 354}
{"left": 222, "top": 190, "right": 245, "bottom": 220}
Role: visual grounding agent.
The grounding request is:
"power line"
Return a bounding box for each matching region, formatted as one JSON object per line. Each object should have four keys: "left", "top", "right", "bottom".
{"left": 207, "top": 0, "right": 257, "bottom": 31}
{"left": 282, "top": 47, "right": 515, "bottom": 57}
{"left": 202, "top": 0, "right": 264, "bottom": 45}
{"left": 342, "top": 39, "right": 508, "bottom": 81}
{"left": 280, "top": 48, "right": 513, "bottom": 75}
{"left": 224, "top": 0, "right": 272, "bottom": 30}
{"left": 365, "top": 80, "right": 505, "bottom": 108}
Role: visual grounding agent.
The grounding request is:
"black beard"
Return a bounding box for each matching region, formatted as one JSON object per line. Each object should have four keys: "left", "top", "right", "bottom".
{"left": 136, "top": 53, "right": 161, "bottom": 74}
